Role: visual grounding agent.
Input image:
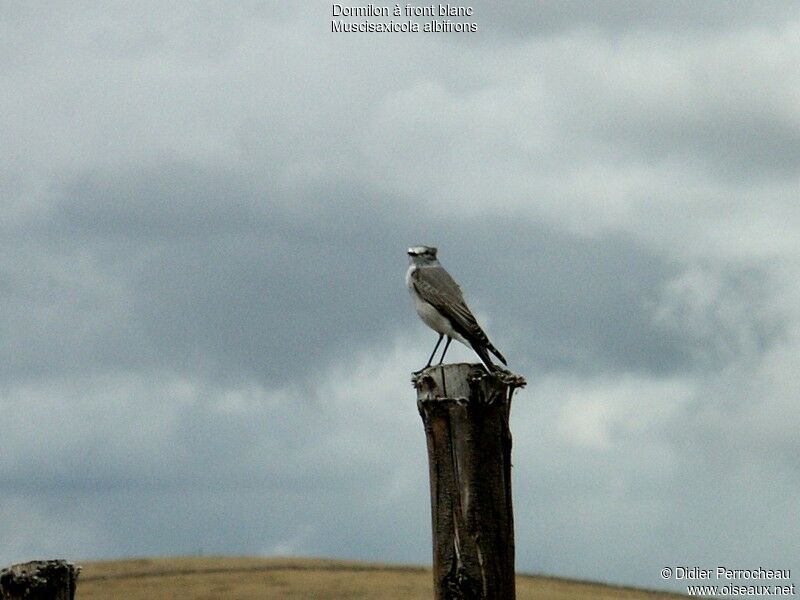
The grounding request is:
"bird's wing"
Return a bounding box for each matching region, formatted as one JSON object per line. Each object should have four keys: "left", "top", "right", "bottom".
{"left": 411, "top": 266, "right": 492, "bottom": 347}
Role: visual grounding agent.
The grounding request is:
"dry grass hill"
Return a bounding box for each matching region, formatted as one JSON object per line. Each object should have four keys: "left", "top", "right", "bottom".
{"left": 74, "top": 556, "right": 688, "bottom": 599}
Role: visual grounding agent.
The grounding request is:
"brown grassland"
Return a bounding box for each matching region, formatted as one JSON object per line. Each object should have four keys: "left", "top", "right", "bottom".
{"left": 75, "top": 556, "right": 688, "bottom": 599}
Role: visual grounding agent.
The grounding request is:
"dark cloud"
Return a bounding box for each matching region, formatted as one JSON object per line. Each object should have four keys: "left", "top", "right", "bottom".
{"left": 449, "top": 224, "right": 688, "bottom": 374}
{"left": 587, "top": 101, "right": 800, "bottom": 184}
{"left": 3, "top": 148, "right": 785, "bottom": 403}
{"left": 7, "top": 161, "right": 776, "bottom": 391}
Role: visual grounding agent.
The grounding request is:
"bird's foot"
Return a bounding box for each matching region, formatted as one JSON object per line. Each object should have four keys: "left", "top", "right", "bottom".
{"left": 412, "top": 365, "right": 432, "bottom": 376}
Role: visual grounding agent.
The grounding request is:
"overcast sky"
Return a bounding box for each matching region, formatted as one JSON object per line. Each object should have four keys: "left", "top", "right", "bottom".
{"left": 2, "top": 1, "right": 799, "bottom": 593}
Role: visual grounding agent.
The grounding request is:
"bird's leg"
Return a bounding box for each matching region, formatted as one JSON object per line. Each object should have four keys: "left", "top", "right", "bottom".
{"left": 438, "top": 338, "right": 453, "bottom": 396}
{"left": 414, "top": 333, "right": 444, "bottom": 374}
{"left": 437, "top": 336, "right": 453, "bottom": 365}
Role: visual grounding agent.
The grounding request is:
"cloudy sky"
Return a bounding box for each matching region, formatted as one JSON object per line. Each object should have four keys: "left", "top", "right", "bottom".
{"left": 2, "top": 1, "right": 799, "bottom": 593}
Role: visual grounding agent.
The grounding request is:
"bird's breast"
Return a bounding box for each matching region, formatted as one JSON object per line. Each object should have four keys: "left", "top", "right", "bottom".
{"left": 406, "top": 265, "right": 468, "bottom": 345}
{"left": 405, "top": 264, "right": 416, "bottom": 290}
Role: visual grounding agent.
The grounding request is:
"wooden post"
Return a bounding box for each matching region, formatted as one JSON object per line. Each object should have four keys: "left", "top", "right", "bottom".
{"left": 0, "top": 561, "right": 80, "bottom": 600}
{"left": 414, "top": 362, "right": 526, "bottom": 600}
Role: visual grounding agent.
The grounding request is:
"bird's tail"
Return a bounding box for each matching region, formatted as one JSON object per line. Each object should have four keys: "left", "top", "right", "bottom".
{"left": 487, "top": 342, "right": 507, "bottom": 366}
{"left": 473, "top": 345, "right": 495, "bottom": 371}
{"left": 473, "top": 343, "right": 507, "bottom": 371}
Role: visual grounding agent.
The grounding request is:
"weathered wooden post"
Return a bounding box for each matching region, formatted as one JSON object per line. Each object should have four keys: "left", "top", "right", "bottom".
{"left": 0, "top": 561, "right": 80, "bottom": 600}
{"left": 414, "top": 362, "right": 526, "bottom": 600}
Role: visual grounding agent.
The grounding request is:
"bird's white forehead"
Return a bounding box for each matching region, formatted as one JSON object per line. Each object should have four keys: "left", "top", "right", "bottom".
{"left": 408, "top": 245, "right": 436, "bottom": 255}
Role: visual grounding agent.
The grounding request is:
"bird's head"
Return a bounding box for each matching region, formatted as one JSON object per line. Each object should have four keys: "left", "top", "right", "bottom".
{"left": 407, "top": 245, "right": 438, "bottom": 264}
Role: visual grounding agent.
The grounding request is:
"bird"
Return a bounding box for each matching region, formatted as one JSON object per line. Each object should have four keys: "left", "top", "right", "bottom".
{"left": 406, "top": 245, "right": 507, "bottom": 372}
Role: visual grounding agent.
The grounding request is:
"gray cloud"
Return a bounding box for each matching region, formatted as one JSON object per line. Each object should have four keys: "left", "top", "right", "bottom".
{"left": 476, "top": 1, "right": 800, "bottom": 36}
{"left": 9, "top": 160, "right": 775, "bottom": 389}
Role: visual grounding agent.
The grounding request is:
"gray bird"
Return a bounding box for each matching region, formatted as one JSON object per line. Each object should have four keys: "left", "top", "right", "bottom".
{"left": 406, "top": 245, "right": 507, "bottom": 372}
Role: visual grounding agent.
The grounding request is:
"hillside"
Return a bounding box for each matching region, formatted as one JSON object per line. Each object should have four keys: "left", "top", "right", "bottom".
{"left": 75, "top": 556, "right": 688, "bottom": 599}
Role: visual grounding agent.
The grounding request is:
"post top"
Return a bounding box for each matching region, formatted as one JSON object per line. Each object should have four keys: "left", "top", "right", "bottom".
{"left": 412, "top": 362, "right": 526, "bottom": 404}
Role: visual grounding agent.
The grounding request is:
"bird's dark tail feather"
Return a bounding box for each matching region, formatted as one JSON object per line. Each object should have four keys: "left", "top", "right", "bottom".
{"left": 488, "top": 342, "right": 507, "bottom": 366}
{"left": 473, "top": 344, "right": 506, "bottom": 371}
